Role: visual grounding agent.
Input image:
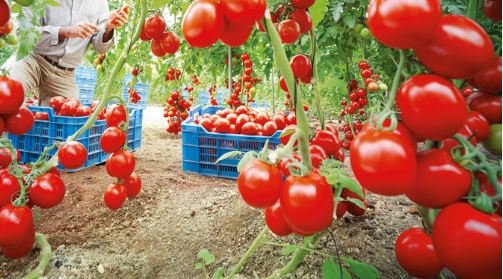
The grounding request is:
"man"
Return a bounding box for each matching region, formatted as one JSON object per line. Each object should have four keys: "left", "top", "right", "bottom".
{"left": 10, "top": 0, "right": 128, "bottom": 106}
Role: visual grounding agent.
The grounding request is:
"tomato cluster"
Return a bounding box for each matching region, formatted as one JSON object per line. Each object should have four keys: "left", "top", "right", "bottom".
{"left": 225, "top": 53, "right": 261, "bottom": 108}
{"left": 164, "top": 90, "right": 191, "bottom": 135}
{"left": 93, "top": 53, "right": 106, "bottom": 73}
{"left": 0, "top": 76, "right": 34, "bottom": 136}
{"left": 0, "top": 20, "right": 16, "bottom": 48}
{"left": 0, "top": 0, "right": 9, "bottom": 27}
{"left": 140, "top": 14, "right": 180, "bottom": 57}
{"left": 48, "top": 97, "right": 104, "bottom": 118}
{"left": 181, "top": 0, "right": 265, "bottom": 48}
{"left": 208, "top": 84, "right": 219, "bottom": 106}
{"left": 194, "top": 106, "right": 291, "bottom": 136}
{"left": 100, "top": 105, "right": 142, "bottom": 210}
{"left": 126, "top": 67, "right": 143, "bottom": 104}
{"left": 268, "top": 1, "right": 314, "bottom": 45}
{"left": 165, "top": 67, "right": 182, "bottom": 82}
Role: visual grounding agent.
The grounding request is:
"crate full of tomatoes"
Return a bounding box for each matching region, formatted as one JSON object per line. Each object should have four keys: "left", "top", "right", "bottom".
{"left": 8, "top": 97, "right": 144, "bottom": 172}
{"left": 182, "top": 105, "right": 295, "bottom": 179}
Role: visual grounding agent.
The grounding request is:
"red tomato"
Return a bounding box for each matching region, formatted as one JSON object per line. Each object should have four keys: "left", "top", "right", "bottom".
{"left": 311, "top": 130, "right": 341, "bottom": 157}
{"left": 214, "top": 118, "right": 231, "bottom": 133}
{"left": 350, "top": 127, "right": 417, "bottom": 196}
{"left": 432, "top": 203, "right": 502, "bottom": 279}
{"left": 226, "top": 113, "right": 238, "bottom": 125}
{"left": 440, "top": 124, "right": 477, "bottom": 154}
{"left": 272, "top": 114, "right": 286, "bottom": 130}
{"left": 278, "top": 19, "right": 301, "bottom": 44}
{"left": 0, "top": 148, "right": 12, "bottom": 168}
{"left": 29, "top": 173, "right": 65, "bottom": 209}
{"left": 235, "top": 105, "right": 249, "bottom": 115}
{"left": 235, "top": 114, "right": 249, "bottom": 131}
{"left": 237, "top": 159, "right": 283, "bottom": 208}
{"left": 0, "top": 204, "right": 33, "bottom": 248}
{"left": 279, "top": 76, "right": 289, "bottom": 92}
{"left": 104, "top": 183, "right": 127, "bottom": 211}
{"left": 290, "top": 54, "right": 312, "bottom": 81}
{"left": 309, "top": 145, "right": 328, "bottom": 169}
{"left": 473, "top": 57, "right": 502, "bottom": 95}
{"left": 265, "top": 201, "right": 292, "bottom": 236}
{"left": 144, "top": 14, "right": 166, "bottom": 40}
{"left": 219, "top": 18, "right": 253, "bottom": 47}
{"left": 407, "top": 149, "right": 471, "bottom": 208}
{"left": 220, "top": 0, "right": 266, "bottom": 26}
{"left": 0, "top": 116, "right": 4, "bottom": 135}
{"left": 1, "top": 226, "right": 34, "bottom": 259}
{"left": 5, "top": 107, "right": 34, "bottom": 135}
{"left": 49, "top": 96, "right": 66, "bottom": 112}
{"left": 291, "top": 0, "right": 314, "bottom": 9}
{"left": 0, "top": 76, "right": 24, "bottom": 115}
{"left": 151, "top": 39, "right": 166, "bottom": 57}
{"left": 182, "top": 0, "right": 224, "bottom": 48}
{"left": 124, "top": 173, "right": 142, "bottom": 198}
{"left": 58, "top": 141, "right": 87, "bottom": 169}
{"left": 74, "top": 105, "right": 91, "bottom": 117}
{"left": 414, "top": 15, "right": 495, "bottom": 79}
{"left": 280, "top": 125, "right": 297, "bottom": 145}
{"left": 465, "top": 110, "right": 491, "bottom": 140}
{"left": 159, "top": 31, "right": 180, "bottom": 54}
{"left": 0, "top": 172, "right": 20, "bottom": 207}
{"left": 468, "top": 93, "right": 502, "bottom": 124}
{"left": 59, "top": 98, "right": 80, "bottom": 116}
{"left": 34, "top": 112, "right": 49, "bottom": 121}
{"left": 199, "top": 118, "right": 213, "bottom": 131}
{"left": 280, "top": 172, "right": 334, "bottom": 236}
{"left": 100, "top": 127, "right": 126, "bottom": 153}
{"left": 106, "top": 105, "right": 127, "bottom": 127}
{"left": 139, "top": 23, "right": 151, "bottom": 41}
{"left": 241, "top": 122, "right": 259, "bottom": 135}
{"left": 395, "top": 228, "right": 444, "bottom": 278}
{"left": 484, "top": 0, "right": 502, "bottom": 21}
{"left": 289, "top": 9, "right": 312, "bottom": 34}
{"left": 0, "top": 0, "right": 10, "bottom": 26}
{"left": 254, "top": 112, "right": 269, "bottom": 126}
{"left": 397, "top": 74, "right": 468, "bottom": 141}
{"left": 342, "top": 186, "right": 367, "bottom": 217}
{"left": 106, "top": 150, "right": 135, "bottom": 179}
{"left": 367, "top": 0, "right": 441, "bottom": 49}
{"left": 262, "top": 121, "right": 278, "bottom": 137}
{"left": 286, "top": 113, "right": 296, "bottom": 125}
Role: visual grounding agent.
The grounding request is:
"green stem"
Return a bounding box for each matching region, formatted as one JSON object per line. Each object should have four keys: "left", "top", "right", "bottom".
{"left": 225, "top": 227, "right": 268, "bottom": 278}
{"left": 383, "top": 50, "right": 406, "bottom": 112}
{"left": 467, "top": 0, "right": 478, "bottom": 20}
{"left": 22, "top": 233, "right": 52, "bottom": 279}
{"left": 262, "top": 15, "right": 312, "bottom": 170}
{"left": 266, "top": 233, "right": 324, "bottom": 278}
{"left": 228, "top": 46, "right": 233, "bottom": 105}
{"left": 262, "top": 241, "right": 334, "bottom": 258}
{"left": 309, "top": 29, "right": 324, "bottom": 130}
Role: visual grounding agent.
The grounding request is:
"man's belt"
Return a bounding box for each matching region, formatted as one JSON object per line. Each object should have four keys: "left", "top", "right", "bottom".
{"left": 42, "top": 55, "right": 75, "bottom": 72}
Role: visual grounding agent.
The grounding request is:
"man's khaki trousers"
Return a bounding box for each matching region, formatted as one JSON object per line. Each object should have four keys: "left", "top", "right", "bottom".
{"left": 10, "top": 53, "right": 79, "bottom": 107}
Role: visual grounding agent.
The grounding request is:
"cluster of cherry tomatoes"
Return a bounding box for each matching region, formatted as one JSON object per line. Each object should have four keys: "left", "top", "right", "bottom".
{"left": 165, "top": 67, "right": 182, "bottom": 82}
{"left": 191, "top": 74, "right": 200, "bottom": 86}
{"left": 195, "top": 106, "right": 293, "bottom": 136}
{"left": 140, "top": 14, "right": 180, "bottom": 57}
{"left": 357, "top": 60, "right": 387, "bottom": 93}
{"left": 164, "top": 90, "right": 191, "bottom": 135}
{"left": 225, "top": 53, "right": 260, "bottom": 108}
{"left": 182, "top": 0, "right": 265, "bottom": 48}
{"left": 351, "top": 1, "right": 503, "bottom": 278}
{"left": 48, "top": 97, "right": 104, "bottom": 118}
{"left": 268, "top": 0, "right": 314, "bottom": 45}
{"left": 93, "top": 53, "right": 106, "bottom": 73}
{"left": 278, "top": 53, "right": 314, "bottom": 109}
{"left": 208, "top": 84, "right": 219, "bottom": 106}
{"left": 100, "top": 105, "right": 141, "bottom": 210}
{"left": 0, "top": 21, "right": 16, "bottom": 48}
{"left": 0, "top": 76, "right": 34, "bottom": 136}
{"left": 127, "top": 67, "right": 143, "bottom": 104}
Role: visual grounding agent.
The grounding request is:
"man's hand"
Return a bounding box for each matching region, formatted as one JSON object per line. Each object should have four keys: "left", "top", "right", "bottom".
{"left": 59, "top": 22, "right": 99, "bottom": 39}
{"left": 105, "top": 7, "right": 129, "bottom": 32}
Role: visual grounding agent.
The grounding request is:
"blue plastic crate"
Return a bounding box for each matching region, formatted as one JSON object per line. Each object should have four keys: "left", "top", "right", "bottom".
{"left": 123, "top": 74, "right": 148, "bottom": 108}
{"left": 8, "top": 105, "right": 144, "bottom": 172}
{"left": 182, "top": 105, "right": 282, "bottom": 179}
{"left": 75, "top": 67, "right": 97, "bottom": 80}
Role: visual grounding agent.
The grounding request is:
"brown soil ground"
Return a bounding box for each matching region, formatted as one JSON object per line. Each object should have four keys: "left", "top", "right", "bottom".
{"left": 0, "top": 107, "right": 421, "bottom": 279}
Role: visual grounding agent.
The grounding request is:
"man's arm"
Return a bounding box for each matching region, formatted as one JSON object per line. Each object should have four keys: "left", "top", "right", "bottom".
{"left": 92, "top": 3, "right": 128, "bottom": 54}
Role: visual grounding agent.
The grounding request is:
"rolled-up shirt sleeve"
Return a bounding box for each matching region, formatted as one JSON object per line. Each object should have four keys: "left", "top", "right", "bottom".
{"left": 37, "top": 26, "right": 61, "bottom": 46}
{"left": 92, "top": 4, "right": 114, "bottom": 54}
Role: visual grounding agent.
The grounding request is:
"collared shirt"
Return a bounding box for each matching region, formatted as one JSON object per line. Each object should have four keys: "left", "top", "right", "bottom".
{"left": 29, "top": 0, "right": 114, "bottom": 68}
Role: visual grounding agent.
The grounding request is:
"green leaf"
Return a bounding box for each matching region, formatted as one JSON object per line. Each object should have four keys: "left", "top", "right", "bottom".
{"left": 216, "top": 151, "right": 243, "bottom": 164}
{"left": 342, "top": 15, "right": 356, "bottom": 29}
{"left": 194, "top": 263, "right": 203, "bottom": 270}
{"left": 343, "top": 257, "right": 380, "bottom": 279}
{"left": 211, "top": 267, "right": 225, "bottom": 279}
{"left": 322, "top": 258, "right": 351, "bottom": 279}
{"left": 280, "top": 245, "right": 296, "bottom": 256}
{"left": 280, "top": 128, "right": 296, "bottom": 139}
{"left": 197, "top": 249, "right": 216, "bottom": 266}
{"left": 309, "top": 0, "right": 330, "bottom": 27}
{"left": 331, "top": 3, "right": 345, "bottom": 23}
{"left": 344, "top": 197, "right": 366, "bottom": 210}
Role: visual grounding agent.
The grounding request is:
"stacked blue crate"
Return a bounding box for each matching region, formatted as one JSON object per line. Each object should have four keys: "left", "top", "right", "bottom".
{"left": 123, "top": 74, "right": 149, "bottom": 108}
{"left": 75, "top": 67, "right": 97, "bottom": 103}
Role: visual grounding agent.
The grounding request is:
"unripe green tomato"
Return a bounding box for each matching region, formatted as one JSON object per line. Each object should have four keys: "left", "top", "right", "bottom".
{"left": 0, "top": 38, "right": 6, "bottom": 48}
{"left": 96, "top": 64, "right": 104, "bottom": 72}
{"left": 378, "top": 83, "right": 388, "bottom": 91}
{"left": 359, "top": 28, "right": 372, "bottom": 39}
{"left": 5, "top": 34, "right": 17, "bottom": 45}
{"left": 14, "top": 0, "right": 34, "bottom": 6}
{"left": 483, "top": 124, "right": 502, "bottom": 155}
{"left": 354, "top": 23, "right": 364, "bottom": 34}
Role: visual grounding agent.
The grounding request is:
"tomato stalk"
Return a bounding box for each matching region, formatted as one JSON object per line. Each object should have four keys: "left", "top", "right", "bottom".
{"left": 309, "top": 29, "right": 324, "bottom": 130}
{"left": 225, "top": 227, "right": 268, "bottom": 278}
{"left": 0, "top": 138, "right": 28, "bottom": 204}
{"left": 21, "top": 233, "right": 52, "bottom": 279}
{"left": 262, "top": 14, "right": 312, "bottom": 171}
{"left": 466, "top": 0, "right": 479, "bottom": 20}
{"left": 376, "top": 50, "right": 406, "bottom": 131}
